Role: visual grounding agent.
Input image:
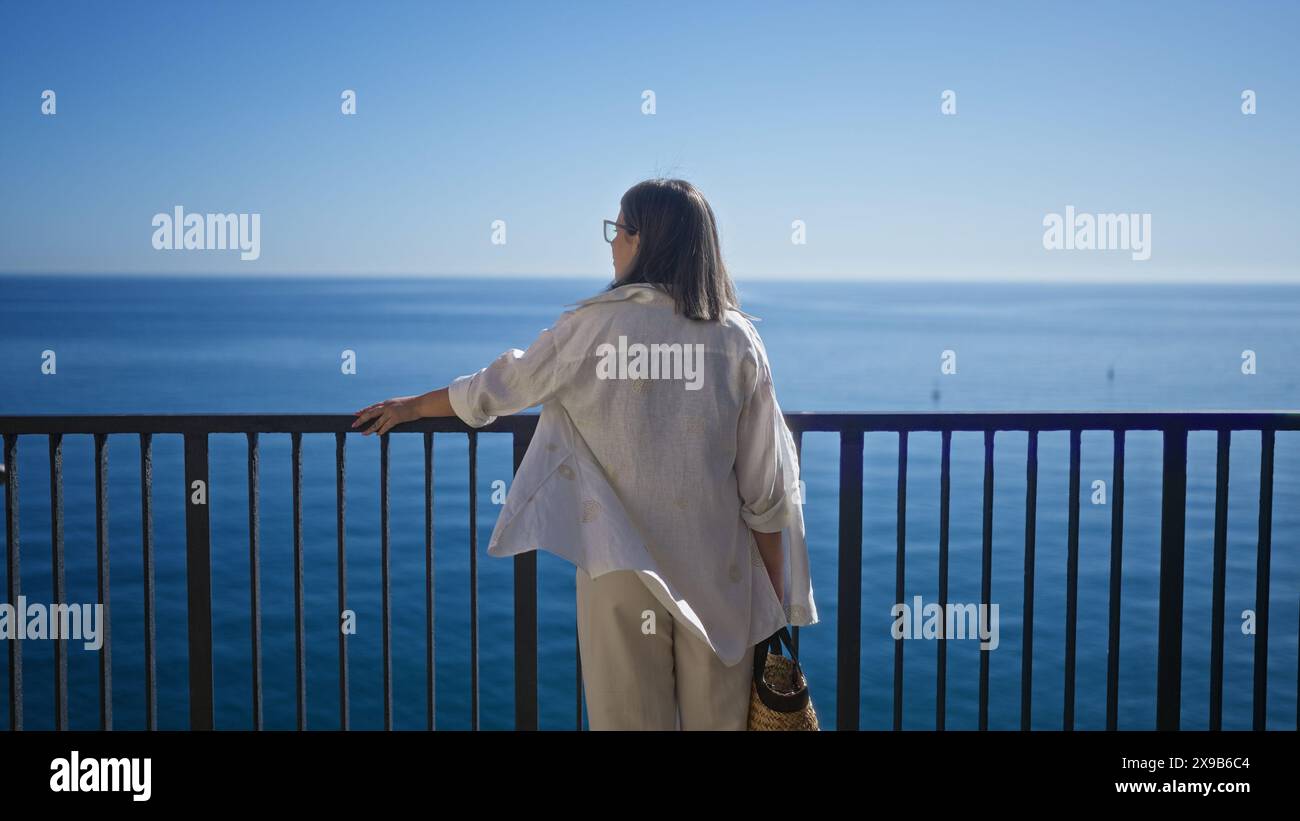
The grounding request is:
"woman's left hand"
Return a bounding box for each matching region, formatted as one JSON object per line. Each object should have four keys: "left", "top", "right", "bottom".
{"left": 352, "top": 395, "right": 422, "bottom": 436}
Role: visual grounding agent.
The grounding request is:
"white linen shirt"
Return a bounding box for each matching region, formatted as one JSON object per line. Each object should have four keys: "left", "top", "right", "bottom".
{"left": 447, "top": 282, "right": 818, "bottom": 667}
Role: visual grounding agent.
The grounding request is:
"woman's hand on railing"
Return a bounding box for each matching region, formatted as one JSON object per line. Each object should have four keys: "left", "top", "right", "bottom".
{"left": 352, "top": 395, "right": 423, "bottom": 436}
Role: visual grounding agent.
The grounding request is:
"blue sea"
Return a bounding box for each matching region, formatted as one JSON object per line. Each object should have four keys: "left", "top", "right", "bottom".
{"left": 0, "top": 274, "right": 1297, "bottom": 730}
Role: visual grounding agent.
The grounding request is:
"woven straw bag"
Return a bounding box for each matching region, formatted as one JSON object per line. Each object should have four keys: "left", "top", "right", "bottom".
{"left": 748, "top": 626, "right": 819, "bottom": 730}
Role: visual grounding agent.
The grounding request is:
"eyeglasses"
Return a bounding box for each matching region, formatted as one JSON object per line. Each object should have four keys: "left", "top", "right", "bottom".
{"left": 603, "top": 218, "right": 637, "bottom": 243}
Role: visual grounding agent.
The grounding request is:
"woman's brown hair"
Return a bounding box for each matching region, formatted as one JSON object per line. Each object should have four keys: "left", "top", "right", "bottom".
{"left": 612, "top": 178, "right": 739, "bottom": 321}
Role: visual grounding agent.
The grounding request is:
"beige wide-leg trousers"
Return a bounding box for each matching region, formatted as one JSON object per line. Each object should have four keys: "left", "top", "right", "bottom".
{"left": 575, "top": 565, "right": 755, "bottom": 730}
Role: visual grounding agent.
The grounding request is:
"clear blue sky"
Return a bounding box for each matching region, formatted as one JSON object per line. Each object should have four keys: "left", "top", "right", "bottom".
{"left": 1, "top": 0, "right": 1296, "bottom": 281}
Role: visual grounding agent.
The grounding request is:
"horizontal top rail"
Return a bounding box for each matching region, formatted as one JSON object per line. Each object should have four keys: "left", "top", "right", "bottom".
{"left": 0, "top": 410, "right": 1298, "bottom": 436}
{"left": 784, "top": 411, "right": 1300, "bottom": 433}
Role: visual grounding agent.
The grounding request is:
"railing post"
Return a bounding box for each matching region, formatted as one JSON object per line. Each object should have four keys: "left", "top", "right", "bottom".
{"left": 184, "top": 432, "right": 214, "bottom": 730}
{"left": 50, "top": 433, "right": 68, "bottom": 730}
{"left": 1064, "top": 428, "right": 1081, "bottom": 730}
{"left": 1021, "top": 429, "right": 1038, "bottom": 730}
{"left": 838, "top": 428, "right": 864, "bottom": 731}
{"left": 1156, "top": 426, "right": 1188, "bottom": 730}
{"left": 423, "top": 431, "right": 435, "bottom": 731}
{"left": 3, "top": 435, "right": 21, "bottom": 731}
{"left": 1253, "top": 428, "right": 1275, "bottom": 730}
{"left": 468, "top": 431, "right": 480, "bottom": 730}
{"left": 376, "top": 432, "right": 389, "bottom": 730}
{"left": 1106, "top": 429, "right": 1126, "bottom": 730}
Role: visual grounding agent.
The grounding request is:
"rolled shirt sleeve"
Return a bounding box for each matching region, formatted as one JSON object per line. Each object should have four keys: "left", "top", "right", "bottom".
{"left": 734, "top": 349, "right": 796, "bottom": 533}
{"left": 447, "top": 322, "right": 565, "bottom": 428}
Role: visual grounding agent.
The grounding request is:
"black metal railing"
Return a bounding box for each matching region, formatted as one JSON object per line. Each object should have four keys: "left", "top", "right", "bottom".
{"left": 1, "top": 411, "right": 1296, "bottom": 731}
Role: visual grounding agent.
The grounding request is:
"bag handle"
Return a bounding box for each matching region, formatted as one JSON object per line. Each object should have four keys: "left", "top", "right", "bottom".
{"left": 771, "top": 626, "right": 799, "bottom": 662}
{"left": 753, "top": 625, "right": 803, "bottom": 682}
{"left": 752, "top": 625, "right": 811, "bottom": 712}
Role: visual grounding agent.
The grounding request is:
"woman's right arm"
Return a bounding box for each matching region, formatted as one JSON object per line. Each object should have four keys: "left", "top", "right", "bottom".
{"left": 445, "top": 320, "right": 566, "bottom": 428}
{"left": 416, "top": 386, "right": 453, "bottom": 418}
{"left": 353, "top": 311, "right": 573, "bottom": 435}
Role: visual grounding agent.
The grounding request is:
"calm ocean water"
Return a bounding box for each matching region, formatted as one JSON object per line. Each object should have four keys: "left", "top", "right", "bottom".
{"left": 0, "top": 274, "right": 1297, "bottom": 729}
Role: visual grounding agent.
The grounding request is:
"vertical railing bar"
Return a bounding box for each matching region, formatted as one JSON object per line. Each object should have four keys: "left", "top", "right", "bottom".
{"left": 140, "top": 433, "right": 157, "bottom": 731}
{"left": 425, "top": 431, "right": 436, "bottom": 731}
{"left": 1156, "top": 425, "right": 1188, "bottom": 731}
{"left": 839, "top": 428, "right": 864, "bottom": 731}
{"left": 49, "top": 433, "right": 67, "bottom": 730}
{"left": 3, "top": 433, "right": 20, "bottom": 731}
{"left": 468, "top": 431, "right": 480, "bottom": 731}
{"left": 336, "top": 431, "right": 349, "bottom": 731}
{"left": 1021, "top": 429, "right": 1038, "bottom": 731}
{"left": 1209, "top": 428, "right": 1229, "bottom": 731}
{"left": 247, "top": 432, "right": 262, "bottom": 730}
{"left": 937, "top": 429, "right": 951, "bottom": 731}
{"left": 1253, "top": 427, "right": 1274, "bottom": 731}
{"left": 513, "top": 430, "right": 538, "bottom": 731}
{"left": 895, "top": 431, "right": 909, "bottom": 730}
{"left": 292, "top": 430, "right": 305, "bottom": 730}
{"left": 791, "top": 428, "right": 803, "bottom": 657}
{"left": 1105, "top": 429, "right": 1126, "bottom": 731}
{"left": 94, "top": 432, "right": 111, "bottom": 730}
{"left": 980, "top": 429, "right": 994, "bottom": 730}
{"left": 380, "top": 431, "right": 392, "bottom": 730}
{"left": 183, "top": 432, "right": 214, "bottom": 730}
{"left": 1064, "top": 428, "right": 1081, "bottom": 730}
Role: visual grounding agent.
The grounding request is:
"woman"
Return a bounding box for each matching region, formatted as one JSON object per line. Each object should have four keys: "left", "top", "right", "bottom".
{"left": 352, "top": 178, "right": 817, "bottom": 730}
